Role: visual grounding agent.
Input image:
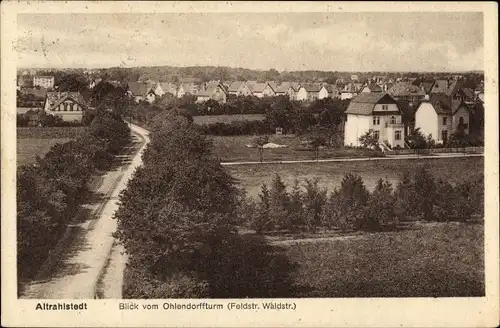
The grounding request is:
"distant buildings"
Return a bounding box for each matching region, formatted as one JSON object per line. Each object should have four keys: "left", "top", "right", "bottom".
{"left": 33, "top": 76, "right": 55, "bottom": 89}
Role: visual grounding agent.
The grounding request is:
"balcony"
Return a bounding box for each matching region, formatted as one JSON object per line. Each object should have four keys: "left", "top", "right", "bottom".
{"left": 385, "top": 122, "right": 404, "bottom": 128}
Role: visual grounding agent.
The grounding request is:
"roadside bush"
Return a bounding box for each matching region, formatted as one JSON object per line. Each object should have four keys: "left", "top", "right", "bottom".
{"left": 364, "top": 179, "right": 398, "bottom": 230}
{"left": 17, "top": 114, "right": 30, "bottom": 127}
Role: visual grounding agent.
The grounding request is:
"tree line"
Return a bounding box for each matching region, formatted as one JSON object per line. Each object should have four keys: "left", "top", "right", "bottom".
{"left": 114, "top": 110, "right": 297, "bottom": 298}
{"left": 239, "top": 169, "right": 484, "bottom": 234}
{"left": 17, "top": 111, "right": 131, "bottom": 292}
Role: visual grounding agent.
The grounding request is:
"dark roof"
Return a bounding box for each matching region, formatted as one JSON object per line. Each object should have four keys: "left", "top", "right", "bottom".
{"left": 128, "top": 82, "right": 151, "bottom": 96}
{"left": 228, "top": 81, "right": 246, "bottom": 92}
{"left": 363, "top": 83, "right": 382, "bottom": 92}
{"left": 275, "top": 82, "right": 291, "bottom": 93}
{"left": 345, "top": 93, "right": 398, "bottom": 115}
{"left": 45, "top": 92, "right": 90, "bottom": 111}
{"left": 421, "top": 81, "right": 434, "bottom": 94}
{"left": 250, "top": 83, "right": 270, "bottom": 93}
{"left": 461, "top": 87, "right": 475, "bottom": 100}
{"left": 301, "top": 84, "right": 322, "bottom": 93}
{"left": 388, "top": 82, "right": 425, "bottom": 97}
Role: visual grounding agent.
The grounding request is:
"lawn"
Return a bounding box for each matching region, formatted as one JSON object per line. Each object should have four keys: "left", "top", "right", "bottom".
{"left": 17, "top": 127, "right": 88, "bottom": 139}
{"left": 193, "top": 114, "right": 265, "bottom": 125}
{"left": 283, "top": 221, "right": 484, "bottom": 297}
{"left": 226, "top": 156, "right": 484, "bottom": 198}
{"left": 17, "top": 138, "right": 72, "bottom": 166}
{"left": 210, "top": 135, "right": 378, "bottom": 162}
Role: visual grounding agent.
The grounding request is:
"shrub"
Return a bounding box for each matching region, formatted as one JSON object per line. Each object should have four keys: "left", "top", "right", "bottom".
{"left": 364, "top": 179, "right": 397, "bottom": 230}
{"left": 302, "top": 179, "right": 327, "bottom": 232}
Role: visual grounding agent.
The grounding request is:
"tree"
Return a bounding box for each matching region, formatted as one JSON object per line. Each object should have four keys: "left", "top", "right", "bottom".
{"left": 251, "top": 184, "right": 272, "bottom": 233}
{"left": 405, "top": 128, "right": 427, "bottom": 149}
{"left": 365, "top": 178, "right": 397, "bottom": 230}
{"left": 302, "top": 179, "right": 327, "bottom": 232}
{"left": 358, "top": 130, "right": 380, "bottom": 150}
{"left": 323, "top": 173, "right": 369, "bottom": 230}
{"left": 269, "top": 174, "right": 290, "bottom": 231}
{"left": 287, "top": 180, "right": 304, "bottom": 232}
{"left": 412, "top": 166, "right": 436, "bottom": 220}
{"left": 307, "top": 126, "right": 328, "bottom": 162}
{"left": 252, "top": 135, "right": 269, "bottom": 163}
{"left": 448, "top": 125, "right": 470, "bottom": 149}
{"left": 394, "top": 171, "right": 416, "bottom": 221}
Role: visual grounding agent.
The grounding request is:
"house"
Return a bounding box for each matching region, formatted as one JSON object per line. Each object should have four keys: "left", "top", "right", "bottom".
{"left": 127, "top": 82, "right": 155, "bottom": 103}
{"left": 43, "top": 92, "right": 90, "bottom": 122}
{"left": 361, "top": 83, "right": 383, "bottom": 93}
{"left": 196, "top": 82, "right": 227, "bottom": 104}
{"left": 227, "top": 81, "right": 253, "bottom": 96}
{"left": 475, "top": 85, "right": 484, "bottom": 103}
{"left": 350, "top": 74, "right": 359, "bottom": 82}
{"left": 344, "top": 93, "right": 404, "bottom": 148}
{"left": 414, "top": 94, "right": 470, "bottom": 144}
{"left": 274, "top": 82, "right": 292, "bottom": 96}
{"left": 430, "top": 79, "right": 458, "bottom": 95}
{"left": 33, "top": 76, "right": 55, "bottom": 89}
{"left": 387, "top": 82, "right": 426, "bottom": 104}
{"left": 340, "top": 83, "right": 360, "bottom": 100}
{"left": 318, "top": 85, "right": 340, "bottom": 99}
{"left": 249, "top": 82, "right": 275, "bottom": 98}
{"left": 17, "top": 88, "right": 48, "bottom": 108}
{"left": 89, "top": 78, "right": 102, "bottom": 89}
{"left": 177, "top": 83, "right": 198, "bottom": 98}
{"left": 296, "top": 84, "right": 322, "bottom": 102}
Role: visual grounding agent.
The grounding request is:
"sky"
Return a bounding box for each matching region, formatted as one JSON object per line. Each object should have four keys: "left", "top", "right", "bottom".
{"left": 17, "top": 12, "right": 484, "bottom": 72}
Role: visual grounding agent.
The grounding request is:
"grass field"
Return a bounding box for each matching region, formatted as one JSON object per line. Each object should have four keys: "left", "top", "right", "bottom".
{"left": 210, "top": 135, "right": 378, "bottom": 162}
{"left": 17, "top": 138, "right": 72, "bottom": 166}
{"left": 284, "top": 221, "right": 484, "bottom": 297}
{"left": 17, "top": 127, "right": 87, "bottom": 139}
{"left": 193, "top": 114, "right": 265, "bottom": 125}
{"left": 227, "top": 156, "right": 484, "bottom": 197}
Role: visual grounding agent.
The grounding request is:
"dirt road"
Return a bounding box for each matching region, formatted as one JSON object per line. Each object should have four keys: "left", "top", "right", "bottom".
{"left": 22, "top": 123, "right": 150, "bottom": 299}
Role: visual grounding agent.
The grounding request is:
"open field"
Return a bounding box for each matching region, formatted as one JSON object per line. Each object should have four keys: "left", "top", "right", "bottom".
{"left": 17, "top": 138, "right": 72, "bottom": 167}
{"left": 210, "top": 135, "right": 378, "bottom": 162}
{"left": 17, "top": 127, "right": 87, "bottom": 139}
{"left": 284, "top": 221, "right": 484, "bottom": 297}
{"left": 193, "top": 114, "right": 265, "bottom": 125}
{"left": 226, "top": 156, "right": 484, "bottom": 197}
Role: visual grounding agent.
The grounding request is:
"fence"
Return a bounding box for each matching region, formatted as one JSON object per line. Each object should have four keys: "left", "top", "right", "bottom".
{"left": 389, "top": 146, "right": 484, "bottom": 155}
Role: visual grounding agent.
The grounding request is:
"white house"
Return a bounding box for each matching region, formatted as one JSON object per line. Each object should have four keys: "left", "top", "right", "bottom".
{"left": 127, "top": 82, "right": 155, "bottom": 103}
{"left": 344, "top": 93, "right": 405, "bottom": 148}
{"left": 196, "top": 82, "right": 227, "bottom": 103}
{"left": 340, "top": 83, "right": 360, "bottom": 100}
{"left": 318, "top": 85, "right": 329, "bottom": 99}
{"left": 33, "top": 76, "right": 55, "bottom": 89}
{"left": 296, "top": 84, "right": 321, "bottom": 102}
{"left": 43, "top": 92, "right": 90, "bottom": 122}
{"left": 414, "top": 95, "right": 470, "bottom": 144}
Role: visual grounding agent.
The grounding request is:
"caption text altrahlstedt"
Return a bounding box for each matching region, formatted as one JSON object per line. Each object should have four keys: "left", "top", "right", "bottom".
{"left": 35, "top": 301, "right": 297, "bottom": 311}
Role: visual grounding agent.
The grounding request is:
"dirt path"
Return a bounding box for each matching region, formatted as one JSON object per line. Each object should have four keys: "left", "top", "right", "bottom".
{"left": 220, "top": 153, "right": 483, "bottom": 166}
{"left": 21, "top": 124, "right": 150, "bottom": 299}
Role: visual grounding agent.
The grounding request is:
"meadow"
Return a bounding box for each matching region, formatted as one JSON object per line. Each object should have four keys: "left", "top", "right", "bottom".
{"left": 226, "top": 156, "right": 484, "bottom": 198}
{"left": 210, "top": 135, "right": 378, "bottom": 162}
{"left": 283, "top": 221, "right": 484, "bottom": 297}
{"left": 17, "top": 127, "right": 86, "bottom": 166}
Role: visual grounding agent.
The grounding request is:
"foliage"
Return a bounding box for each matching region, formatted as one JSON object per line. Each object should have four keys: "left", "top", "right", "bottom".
{"left": 358, "top": 130, "right": 380, "bottom": 150}
{"left": 405, "top": 128, "right": 427, "bottom": 149}
{"left": 302, "top": 179, "right": 327, "bottom": 232}
{"left": 252, "top": 135, "right": 269, "bottom": 163}
{"left": 115, "top": 111, "right": 295, "bottom": 297}
{"left": 199, "top": 120, "right": 272, "bottom": 136}
{"left": 365, "top": 179, "right": 397, "bottom": 230}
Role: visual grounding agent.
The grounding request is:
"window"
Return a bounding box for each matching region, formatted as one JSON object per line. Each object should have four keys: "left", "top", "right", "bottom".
{"left": 373, "top": 130, "right": 380, "bottom": 140}
{"left": 459, "top": 117, "right": 464, "bottom": 125}
{"left": 382, "top": 104, "right": 388, "bottom": 110}
{"left": 442, "top": 117, "right": 447, "bottom": 125}
{"left": 373, "top": 116, "right": 380, "bottom": 125}
{"left": 63, "top": 103, "right": 68, "bottom": 111}
{"left": 441, "top": 130, "right": 448, "bottom": 142}
{"left": 395, "top": 130, "right": 401, "bottom": 140}
{"left": 390, "top": 116, "right": 396, "bottom": 124}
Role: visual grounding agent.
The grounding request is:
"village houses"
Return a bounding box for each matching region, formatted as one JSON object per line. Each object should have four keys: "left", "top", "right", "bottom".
{"left": 248, "top": 82, "right": 276, "bottom": 98}
{"left": 196, "top": 81, "right": 228, "bottom": 103}
{"left": 344, "top": 93, "right": 405, "bottom": 148}
{"left": 227, "top": 81, "right": 253, "bottom": 96}
{"left": 296, "top": 84, "right": 322, "bottom": 102}
{"left": 127, "top": 82, "right": 156, "bottom": 103}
